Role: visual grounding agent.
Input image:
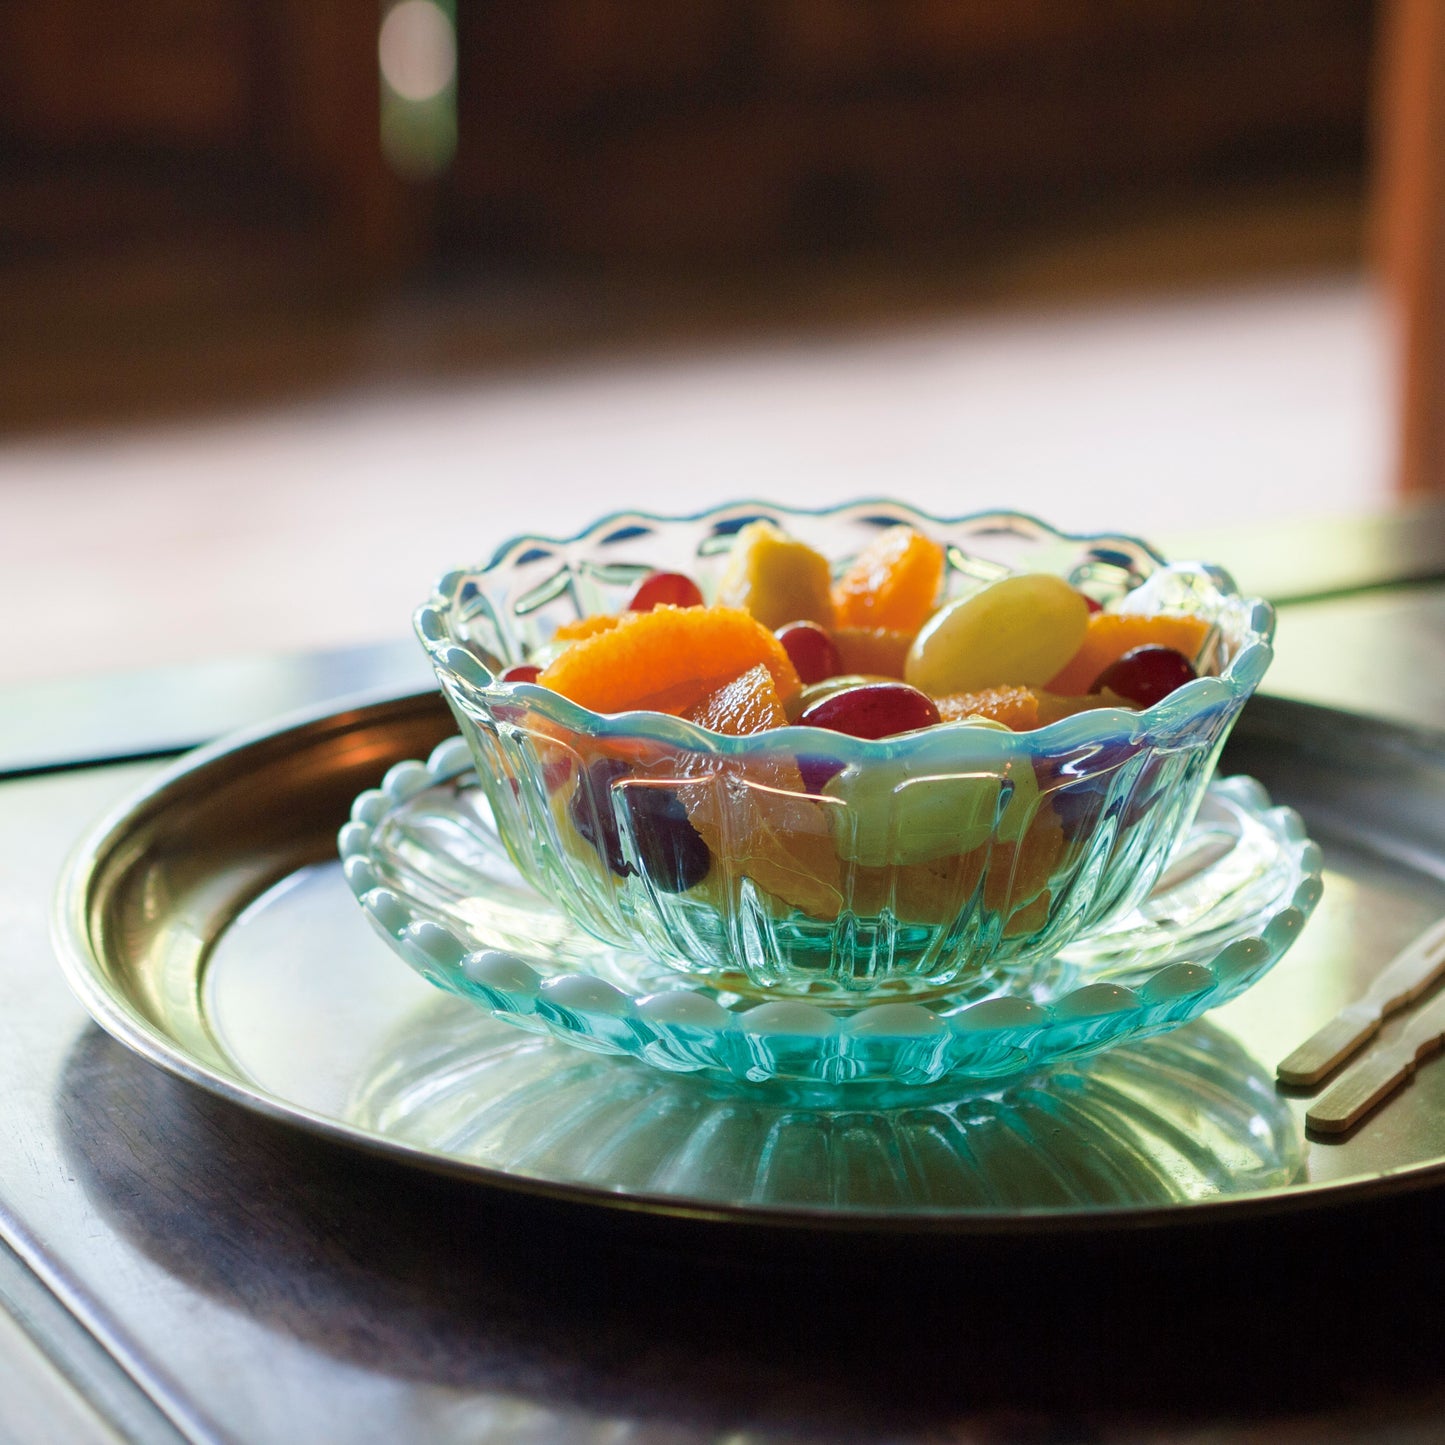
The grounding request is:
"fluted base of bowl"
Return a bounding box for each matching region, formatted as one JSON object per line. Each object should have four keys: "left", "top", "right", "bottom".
{"left": 453, "top": 702, "right": 1231, "bottom": 1002}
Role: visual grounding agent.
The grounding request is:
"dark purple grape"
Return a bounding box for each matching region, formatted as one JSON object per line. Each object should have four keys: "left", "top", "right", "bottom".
{"left": 567, "top": 759, "right": 710, "bottom": 890}
{"left": 623, "top": 785, "right": 712, "bottom": 892}
{"left": 1120, "top": 752, "right": 1178, "bottom": 829}
{"left": 1037, "top": 742, "right": 1141, "bottom": 841}
{"left": 797, "top": 682, "right": 941, "bottom": 740}
{"left": 796, "top": 754, "right": 848, "bottom": 795}
{"left": 569, "top": 759, "right": 632, "bottom": 876}
{"left": 775, "top": 621, "right": 842, "bottom": 686}
{"left": 1092, "top": 645, "right": 1197, "bottom": 708}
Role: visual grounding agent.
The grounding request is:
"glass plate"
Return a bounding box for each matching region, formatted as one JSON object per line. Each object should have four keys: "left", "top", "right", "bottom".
{"left": 339, "top": 739, "right": 1323, "bottom": 1086}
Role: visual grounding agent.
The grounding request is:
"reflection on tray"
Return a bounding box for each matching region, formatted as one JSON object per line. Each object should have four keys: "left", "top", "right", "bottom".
{"left": 348, "top": 1004, "right": 1303, "bottom": 1212}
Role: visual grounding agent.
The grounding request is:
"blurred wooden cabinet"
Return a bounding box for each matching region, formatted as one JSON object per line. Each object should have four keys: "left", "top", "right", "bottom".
{"left": 1, "top": 1, "right": 1377, "bottom": 278}
{"left": 4, "top": 1, "right": 255, "bottom": 145}
{"left": 0, "top": 1, "right": 1377, "bottom": 427}
{"left": 444, "top": 0, "right": 1375, "bottom": 262}
{"left": 0, "top": 0, "right": 406, "bottom": 328}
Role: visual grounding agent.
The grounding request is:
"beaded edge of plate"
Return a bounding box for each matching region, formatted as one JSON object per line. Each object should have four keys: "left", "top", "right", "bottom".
{"left": 337, "top": 737, "right": 1323, "bottom": 1085}
{"left": 414, "top": 502, "right": 1276, "bottom": 758}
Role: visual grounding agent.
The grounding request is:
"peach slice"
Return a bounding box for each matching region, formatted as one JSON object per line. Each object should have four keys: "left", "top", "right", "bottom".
{"left": 832, "top": 625, "right": 913, "bottom": 679}
{"left": 936, "top": 685, "right": 1131, "bottom": 731}
{"left": 677, "top": 664, "right": 843, "bottom": 916}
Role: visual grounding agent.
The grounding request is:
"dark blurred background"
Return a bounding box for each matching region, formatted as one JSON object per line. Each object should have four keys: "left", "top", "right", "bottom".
{"left": 9, "top": 0, "right": 1437, "bottom": 686}
{"left": 1, "top": 1, "right": 1378, "bottom": 431}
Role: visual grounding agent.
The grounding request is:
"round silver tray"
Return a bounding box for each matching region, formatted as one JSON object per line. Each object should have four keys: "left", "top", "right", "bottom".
{"left": 52, "top": 689, "right": 1445, "bottom": 1238}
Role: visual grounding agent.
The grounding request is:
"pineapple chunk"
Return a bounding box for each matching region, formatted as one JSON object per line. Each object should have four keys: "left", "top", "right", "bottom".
{"left": 714, "top": 521, "right": 834, "bottom": 631}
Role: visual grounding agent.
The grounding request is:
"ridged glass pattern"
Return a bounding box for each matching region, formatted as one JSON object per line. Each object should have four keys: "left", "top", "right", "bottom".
{"left": 412, "top": 503, "right": 1276, "bottom": 1000}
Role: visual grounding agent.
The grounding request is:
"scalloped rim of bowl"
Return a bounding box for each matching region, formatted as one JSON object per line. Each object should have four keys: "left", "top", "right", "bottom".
{"left": 413, "top": 500, "right": 1275, "bottom": 760}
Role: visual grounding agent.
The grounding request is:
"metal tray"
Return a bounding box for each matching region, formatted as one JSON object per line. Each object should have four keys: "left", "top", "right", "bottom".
{"left": 52, "top": 690, "right": 1445, "bottom": 1238}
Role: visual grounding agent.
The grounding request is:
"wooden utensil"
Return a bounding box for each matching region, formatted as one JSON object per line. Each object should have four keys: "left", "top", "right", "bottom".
{"left": 1277, "top": 916, "right": 1445, "bottom": 1087}
{"left": 1306, "top": 987, "right": 1445, "bottom": 1134}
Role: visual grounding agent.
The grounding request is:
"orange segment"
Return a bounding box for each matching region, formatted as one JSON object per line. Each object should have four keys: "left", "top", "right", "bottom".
{"left": 832, "top": 625, "right": 913, "bottom": 679}
{"left": 684, "top": 664, "right": 789, "bottom": 736}
{"left": 539, "top": 605, "right": 802, "bottom": 715}
{"left": 554, "top": 613, "right": 625, "bottom": 643}
{"left": 1003, "top": 891, "right": 1052, "bottom": 939}
{"left": 937, "top": 685, "right": 1042, "bottom": 731}
{"left": 849, "top": 848, "right": 988, "bottom": 926}
{"left": 678, "top": 755, "right": 842, "bottom": 920}
{"left": 984, "top": 802, "right": 1064, "bottom": 915}
{"left": 692, "top": 787, "right": 844, "bottom": 920}
{"left": 832, "top": 526, "right": 946, "bottom": 634}
{"left": 1045, "top": 613, "right": 1213, "bottom": 695}
{"left": 676, "top": 664, "right": 839, "bottom": 916}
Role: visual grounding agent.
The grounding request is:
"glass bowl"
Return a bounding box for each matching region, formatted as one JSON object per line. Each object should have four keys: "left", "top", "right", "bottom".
{"left": 413, "top": 502, "right": 1275, "bottom": 1002}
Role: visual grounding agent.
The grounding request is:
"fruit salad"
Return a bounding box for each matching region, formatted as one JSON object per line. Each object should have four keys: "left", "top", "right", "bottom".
{"left": 526, "top": 519, "right": 1215, "bottom": 742}
{"left": 466, "top": 517, "right": 1226, "bottom": 987}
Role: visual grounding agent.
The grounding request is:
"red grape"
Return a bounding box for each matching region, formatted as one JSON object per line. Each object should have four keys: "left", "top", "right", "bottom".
{"left": 774, "top": 620, "right": 841, "bottom": 685}
{"left": 542, "top": 754, "right": 574, "bottom": 793}
{"left": 628, "top": 571, "right": 704, "bottom": 612}
{"left": 1092, "top": 645, "right": 1197, "bottom": 708}
{"left": 500, "top": 663, "right": 541, "bottom": 684}
{"left": 797, "top": 682, "right": 941, "bottom": 739}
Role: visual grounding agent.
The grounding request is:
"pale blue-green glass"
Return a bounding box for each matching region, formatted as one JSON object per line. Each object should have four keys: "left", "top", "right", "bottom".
{"left": 349, "top": 1009, "right": 1304, "bottom": 1208}
{"left": 339, "top": 739, "right": 1322, "bottom": 1086}
{"left": 411, "top": 503, "right": 1276, "bottom": 1002}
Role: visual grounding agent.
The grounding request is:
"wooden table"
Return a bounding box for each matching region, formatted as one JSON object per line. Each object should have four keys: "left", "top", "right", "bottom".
{"left": 3, "top": 513, "right": 1445, "bottom": 1443}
